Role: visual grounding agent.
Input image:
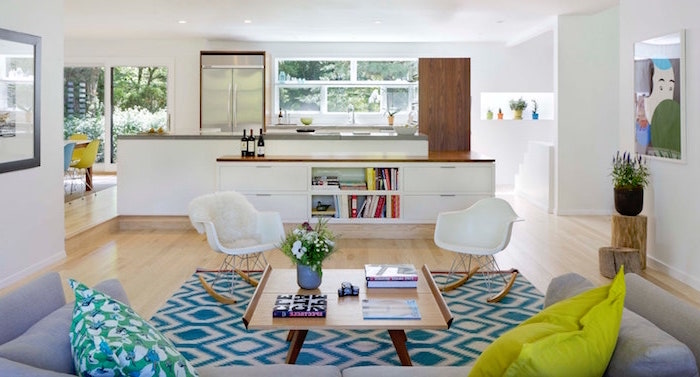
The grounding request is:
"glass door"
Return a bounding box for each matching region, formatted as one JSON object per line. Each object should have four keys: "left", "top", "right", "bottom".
{"left": 64, "top": 66, "right": 106, "bottom": 163}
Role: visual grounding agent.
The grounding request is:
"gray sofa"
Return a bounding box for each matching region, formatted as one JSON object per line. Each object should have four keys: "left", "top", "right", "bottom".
{"left": 1, "top": 271, "right": 698, "bottom": 376}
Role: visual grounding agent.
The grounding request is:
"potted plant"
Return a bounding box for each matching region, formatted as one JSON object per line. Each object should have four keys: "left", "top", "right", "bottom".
{"left": 278, "top": 219, "right": 337, "bottom": 289}
{"left": 611, "top": 151, "right": 650, "bottom": 216}
{"left": 386, "top": 108, "right": 400, "bottom": 126}
{"left": 486, "top": 108, "right": 494, "bottom": 120}
{"left": 509, "top": 97, "right": 527, "bottom": 120}
{"left": 497, "top": 108, "right": 504, "bottom": 120}
{"left": 531, "top": 100, "right": 539, "bottom": 120}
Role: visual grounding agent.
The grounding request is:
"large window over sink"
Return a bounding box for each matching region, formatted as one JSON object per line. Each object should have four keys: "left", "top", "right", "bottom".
{"left": 274, "top": 58, "right": 418, "bottom": 126}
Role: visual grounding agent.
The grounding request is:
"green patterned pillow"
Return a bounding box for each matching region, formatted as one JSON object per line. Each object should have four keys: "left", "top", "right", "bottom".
{"left": 69, "top": 279, "right": 198, "bottom": 377}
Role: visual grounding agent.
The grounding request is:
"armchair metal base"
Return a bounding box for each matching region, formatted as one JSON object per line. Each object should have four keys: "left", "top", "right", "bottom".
{"left": 198, "top": 252, "right": 268, "bottom": 304}
{"left": 438, "top": 253, "right": 519, "bottom": 303}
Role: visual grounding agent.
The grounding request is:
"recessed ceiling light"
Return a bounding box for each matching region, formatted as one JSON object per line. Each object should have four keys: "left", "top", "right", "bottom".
{"left": 178, "top": 20, "right": 187, "bottom": 24}
{"left": 244, "top": 19, "right": 252, "bottom": 24}
{"left": 374, "top": 20, "right": 382, "bottom": 25}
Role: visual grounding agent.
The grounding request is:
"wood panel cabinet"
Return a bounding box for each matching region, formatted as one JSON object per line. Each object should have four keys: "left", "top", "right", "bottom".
{"left": 418, "top": 58, "right": 471, "bottom": 152}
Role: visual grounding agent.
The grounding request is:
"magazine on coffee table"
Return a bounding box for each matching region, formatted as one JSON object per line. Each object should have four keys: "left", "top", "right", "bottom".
{"left": 361, "top": 299, "right": 421, "bottom": 320}
{"left": 273, "top": 294, "right": 327, "bottom": 318}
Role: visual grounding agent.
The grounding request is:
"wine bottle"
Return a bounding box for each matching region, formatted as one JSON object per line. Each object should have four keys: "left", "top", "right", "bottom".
{"left": 247, "top": 128, "right": 255, "bottom": 156}
{"left": 240, "top": 129, "right": 247, "bottom": 157}
{"left": 256, "top": 128, "right": 265, "bottom": 157}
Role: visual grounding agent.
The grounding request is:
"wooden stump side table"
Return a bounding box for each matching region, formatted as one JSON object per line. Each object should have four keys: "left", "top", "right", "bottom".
{"left": 611, "top": 214, "right": 647, "bottom": 269}
{"left": 599, "top": 246, "right": 642, "bottom": 278}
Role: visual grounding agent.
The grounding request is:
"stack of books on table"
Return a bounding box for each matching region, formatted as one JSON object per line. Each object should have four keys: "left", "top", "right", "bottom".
{"left": 272, "top": 294, "right": 327, "bottom": 317}
{"left": 364, "top": 264, "right": 418, "bottom": 288}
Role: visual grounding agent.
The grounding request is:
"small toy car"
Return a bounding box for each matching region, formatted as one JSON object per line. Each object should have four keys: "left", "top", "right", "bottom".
{"left": 338, "top": 281, "right": 360, "bottom": 297}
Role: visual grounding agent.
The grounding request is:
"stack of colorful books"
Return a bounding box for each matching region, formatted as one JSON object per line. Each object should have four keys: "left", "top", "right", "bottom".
{"left": 364, "top": 264, "right": 418, "bottom": 288}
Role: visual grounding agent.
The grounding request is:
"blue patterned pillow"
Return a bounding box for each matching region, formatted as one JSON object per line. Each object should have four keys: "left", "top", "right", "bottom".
{"left": 69, "top": 279, "right": 198, "bottom": 377}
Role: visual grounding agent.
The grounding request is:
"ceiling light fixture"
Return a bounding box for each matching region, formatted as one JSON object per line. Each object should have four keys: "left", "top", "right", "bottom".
{"left": 178, "top": 20, "right": 187, "bottom": 24}
{"left": 244, "top": 19, "right": 252, "bottom": 24}
{"left": 374, "top": 20, "right": 382, "bottom": 25}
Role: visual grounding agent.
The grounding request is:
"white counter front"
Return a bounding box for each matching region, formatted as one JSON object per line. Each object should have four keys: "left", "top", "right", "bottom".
{"left": 117, "top": 133, "right": 429, "bottom": 216}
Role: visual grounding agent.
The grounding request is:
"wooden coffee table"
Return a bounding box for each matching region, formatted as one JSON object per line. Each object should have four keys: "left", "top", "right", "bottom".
{"left": 242, "top": 264, "right": 453, "bottom": 366}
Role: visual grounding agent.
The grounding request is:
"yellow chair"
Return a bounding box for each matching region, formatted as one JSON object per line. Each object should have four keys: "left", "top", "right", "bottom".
{"left": 69, "top": 139, "right": 100, "bottom": 192}
{"left": 68, "top": 134, "right": 88, "bottom": 162}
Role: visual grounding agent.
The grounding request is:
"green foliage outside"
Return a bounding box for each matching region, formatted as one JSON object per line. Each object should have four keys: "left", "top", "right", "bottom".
{"left": 112, "top": 67, "right": 167, "bottom": 113}
{"left": 327, "top": 87, "right": 380, "bottom": 112}
{"left": 357, "top": 61, "right": 417, "bottom": 81}
{"left": 279, "top": 87, "right": 321, "bottom": 111}
{"left": 279, "top": 60, "right": 350, "bottom": 81}
{"left": 63, "top": 108, "right": 166, "bottom": 163}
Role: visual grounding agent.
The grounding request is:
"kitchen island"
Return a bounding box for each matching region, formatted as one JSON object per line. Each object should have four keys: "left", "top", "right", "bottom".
{"left": 117, "top": 131, "right": 429, "bottom": 216}
{"left": 117, "top": 132, "right": 493, "bottom": 223}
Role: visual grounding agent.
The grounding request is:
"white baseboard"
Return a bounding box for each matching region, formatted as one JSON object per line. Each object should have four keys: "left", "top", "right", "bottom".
{"left": 647, "top": 256, "right": 700, "bottom": 292}
{"left": 0, "top": 251, "right": 66, "bottom": 290}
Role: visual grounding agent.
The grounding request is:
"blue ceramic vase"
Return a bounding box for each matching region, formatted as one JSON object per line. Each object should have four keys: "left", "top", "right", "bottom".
{"left": 297, "top": 264, "right": 322, "bottom": 289}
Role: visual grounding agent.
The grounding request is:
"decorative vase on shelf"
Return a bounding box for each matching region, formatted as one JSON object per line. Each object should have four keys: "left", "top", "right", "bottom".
{"left": 387, "top": 115, "right": 395, "bottom": 126}
{"left": 513, "top": 109, "right": 523, "bottom": 120}
{"left": 297, "top": 264, "right": 322, "bottom": 290}
{"left": 532, "top": 112, "right": 539, "bottom": 120}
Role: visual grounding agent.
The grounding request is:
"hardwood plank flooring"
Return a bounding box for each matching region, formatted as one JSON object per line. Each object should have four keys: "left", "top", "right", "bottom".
{"left": 3, "top": 185, "right": 699, "bottom": 321}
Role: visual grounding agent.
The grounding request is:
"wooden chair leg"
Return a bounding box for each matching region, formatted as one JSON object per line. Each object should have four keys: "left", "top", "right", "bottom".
{"left": 440, "top": 265, "right": 479, "bottom": 292}
{"left": 235, "top": 268, "right": 259, "bottom": 286}
{"left": 486, "top": 269, "right": 519, "bottom": 303}
{"left": 198, "top": 275, "right": 236, "bottom": 304}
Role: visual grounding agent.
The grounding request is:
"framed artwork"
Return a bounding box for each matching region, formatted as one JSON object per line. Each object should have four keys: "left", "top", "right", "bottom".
{"left": 634, "top": 31, "right": 685, "bottom": 161}
{"left": 0, "top": 27, "right": 41, "bottom": 173}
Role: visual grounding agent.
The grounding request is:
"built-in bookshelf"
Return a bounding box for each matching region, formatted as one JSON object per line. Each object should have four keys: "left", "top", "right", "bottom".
{"left": 311, "top": 167, "right": 400, "bottom": 220}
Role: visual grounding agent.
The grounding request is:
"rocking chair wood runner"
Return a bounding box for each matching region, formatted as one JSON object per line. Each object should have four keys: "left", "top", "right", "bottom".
{"left": 188, "top": 191, "right": 285, "bottom": 304}
{"left": 433, "top": 198, "right": 523, "bottom": 302}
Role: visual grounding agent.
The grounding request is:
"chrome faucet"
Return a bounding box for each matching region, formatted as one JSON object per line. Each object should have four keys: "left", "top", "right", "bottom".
{"left": 347, "top": 104, "right": 355, "bottom": 124}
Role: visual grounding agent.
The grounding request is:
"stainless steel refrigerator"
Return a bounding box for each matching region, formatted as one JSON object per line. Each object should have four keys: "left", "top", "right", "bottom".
{"left": 200, "top": 52, "right": 265, "bottom": 133}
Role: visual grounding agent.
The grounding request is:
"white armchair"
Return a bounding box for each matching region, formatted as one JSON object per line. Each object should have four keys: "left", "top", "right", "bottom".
{"left": 433, "top": 197, "right": 523, "bottom": 302}
{"left": 189, "top": 191, "right": 285, "bottom": 304}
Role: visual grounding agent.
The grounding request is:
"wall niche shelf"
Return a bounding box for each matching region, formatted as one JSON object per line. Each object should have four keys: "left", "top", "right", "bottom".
{"left": 480, "top": 92, "right": 554, "bottom": 121}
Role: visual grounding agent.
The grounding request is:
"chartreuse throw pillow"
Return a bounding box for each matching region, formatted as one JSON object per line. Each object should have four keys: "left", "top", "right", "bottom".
{"left": 469, "top": 267, "right": 626, "bottom": 377}
{"left": 68, "top": 279, "right": 198, "bottom": 377}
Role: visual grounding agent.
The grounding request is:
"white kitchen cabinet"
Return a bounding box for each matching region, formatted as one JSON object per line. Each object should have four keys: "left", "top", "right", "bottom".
{"left": 216, "top": 155, "right": 494, "bottom": 224}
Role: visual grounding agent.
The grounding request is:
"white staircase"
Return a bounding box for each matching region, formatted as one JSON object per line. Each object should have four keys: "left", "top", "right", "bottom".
{"left": 514, "top": 141, "right": 554, "bottom": 213}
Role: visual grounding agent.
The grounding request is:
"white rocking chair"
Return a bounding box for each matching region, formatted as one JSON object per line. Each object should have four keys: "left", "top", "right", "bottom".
{"left": 433, "top": 197, "right": 523, "bottom": 302}
{"left": 189, "top": 191, "right": 285, "bottom": 304}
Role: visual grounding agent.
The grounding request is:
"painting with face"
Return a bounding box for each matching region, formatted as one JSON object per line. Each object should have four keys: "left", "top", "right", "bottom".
{"left": 634, "top": 32, "right": 683, "bottom": 160}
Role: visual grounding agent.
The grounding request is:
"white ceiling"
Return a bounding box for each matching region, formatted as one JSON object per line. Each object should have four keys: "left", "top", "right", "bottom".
{"left": 64, "top": 0, "right": 618, "bottom": 44}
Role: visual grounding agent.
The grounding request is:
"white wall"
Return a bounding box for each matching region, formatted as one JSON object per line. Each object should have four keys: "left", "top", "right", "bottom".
{"left": 556, "top": 8, "right": 620, "bottom": 215}
{"left": 471, "top": 31, "right": 556, "bottom": 186}
{"left": 619, "top": 0, "right": 700, "bottom": 290}
{"left": 65, "top": 39, "right": 554, "bottom": 186}
{"left": 0, "top": 1, "right": 65, "bottom": 287}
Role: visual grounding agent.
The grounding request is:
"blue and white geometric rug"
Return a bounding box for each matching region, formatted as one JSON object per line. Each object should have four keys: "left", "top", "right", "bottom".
{"left": 151, "top": 272, "right": 543, "bottom": 369}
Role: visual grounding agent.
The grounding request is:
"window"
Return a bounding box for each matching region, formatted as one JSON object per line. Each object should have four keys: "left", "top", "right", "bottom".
{"left": 275, "top": 58, "right": 418, "bottom": 125}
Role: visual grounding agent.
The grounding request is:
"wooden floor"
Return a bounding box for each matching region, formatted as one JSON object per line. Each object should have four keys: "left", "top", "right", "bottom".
{"left": 4, "top": 185, "right": 699, "bottom": 320}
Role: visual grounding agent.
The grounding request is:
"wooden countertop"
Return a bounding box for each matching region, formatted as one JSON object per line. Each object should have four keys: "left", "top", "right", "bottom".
{"left": 217, "top": 151, "right": 494, "bottom": 163}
